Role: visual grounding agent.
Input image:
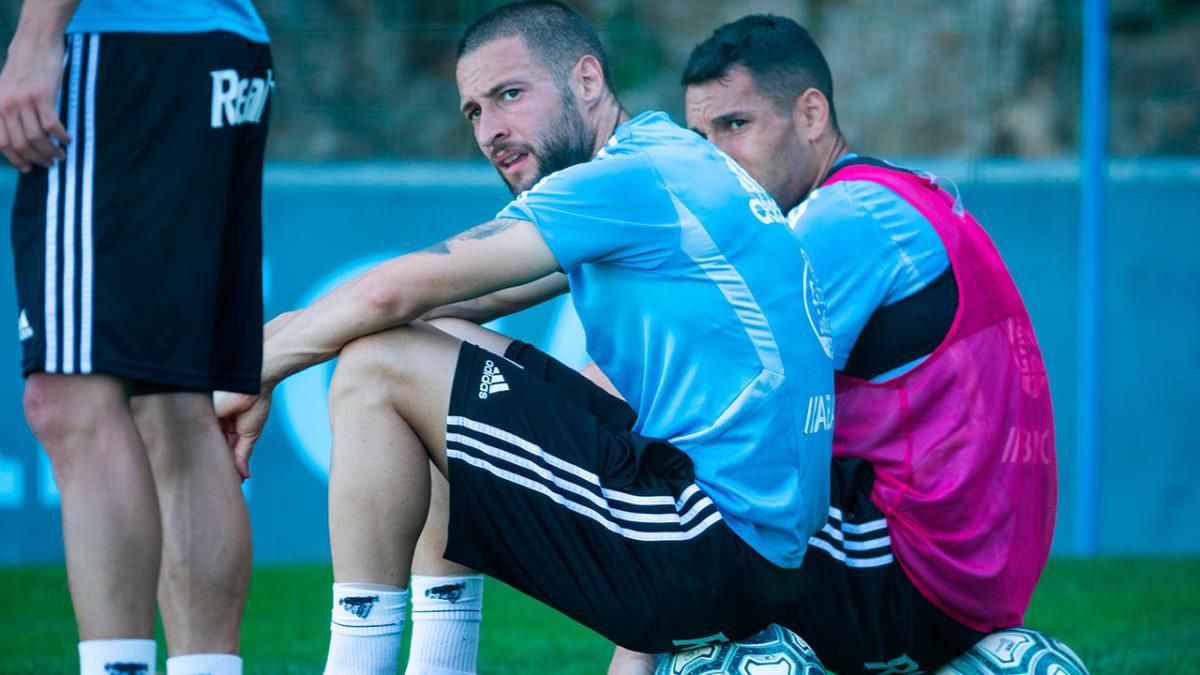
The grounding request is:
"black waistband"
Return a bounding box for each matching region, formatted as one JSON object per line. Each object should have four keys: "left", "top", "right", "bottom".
{"left": 842, "top": 266, "right": 959, "bottom": 381}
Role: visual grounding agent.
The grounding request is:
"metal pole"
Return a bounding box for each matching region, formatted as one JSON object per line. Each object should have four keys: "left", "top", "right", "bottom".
{"left": 1076, "top": 0, "right": 1108, "bottom": 556}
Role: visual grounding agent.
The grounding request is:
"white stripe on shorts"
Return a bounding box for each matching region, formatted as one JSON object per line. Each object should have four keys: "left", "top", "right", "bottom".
{"left": 815, "top": 521, "right": 891, "bottom": 549}
{"left": 448, "top": 415, "right": 690, "bottom": 509}
{"left": 43, "top": 94, "right": 62, "bottom": 373}
{"left": 60, "top": 34, "right": 83, "bottom": 374}
{"left": 807, "top": 506, "right": 895, "bottom": 567}
{"left": 446, "top": 431, "right": 717, "bottom": 527}
{"left": 807, "top": 536, "right": 895, "bottom": 568}
{"left": 43, "top": 44, "right": 74, "bottom": 373}
{"left": 80, "top": 34, "right": 99, "bottom": 373}
{"left": 446, "top": 448, "right": 724, "bottom": 542}
{"left": 446, "top": 415, "right": 724, "bottom": 539}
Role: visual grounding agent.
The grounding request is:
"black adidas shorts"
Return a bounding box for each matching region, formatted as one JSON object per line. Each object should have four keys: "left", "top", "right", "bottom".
{"left": 9, "top": 32, "right": 272, "bottom": 393}
{"left": 443, "top": 340, "right": 792, "bottom": 654}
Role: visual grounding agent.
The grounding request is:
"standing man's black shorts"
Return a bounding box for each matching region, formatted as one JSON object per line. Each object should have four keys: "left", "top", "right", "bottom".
{"left": 9, "top": 31, "right": 272, "bottom": 394}
{"left": 443, "top": 340, "right": 990, "bottom": 669}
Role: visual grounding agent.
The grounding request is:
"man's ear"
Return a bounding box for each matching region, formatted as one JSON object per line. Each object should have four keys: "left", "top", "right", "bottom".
{"left": 573, "top": 54, "right": 607, "bottom": 104}
{"left": 791, "top": 87, "right": 832, "bottom": 142}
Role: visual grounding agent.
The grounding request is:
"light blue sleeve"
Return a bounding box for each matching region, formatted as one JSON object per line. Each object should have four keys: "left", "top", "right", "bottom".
{"left": 496, "top": 151, "right": 680, "bottom": 273}
{"left": 787, "top": 180, "right": 949, "bottom": 370}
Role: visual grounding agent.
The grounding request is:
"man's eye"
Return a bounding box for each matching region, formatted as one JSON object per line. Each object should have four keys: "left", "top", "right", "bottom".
{"left": 502, "top": 89, "right": 521, "bottom": 101}
{"left": 467, "top": 107, "right": 480, "bottom": 121}
{"left": 728, "top": 119, "right": 748, "bottom": 131}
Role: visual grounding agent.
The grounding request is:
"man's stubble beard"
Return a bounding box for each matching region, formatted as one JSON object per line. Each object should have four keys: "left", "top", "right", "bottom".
{"left": 505, "top": 90, "right": 595, "bottom": 196}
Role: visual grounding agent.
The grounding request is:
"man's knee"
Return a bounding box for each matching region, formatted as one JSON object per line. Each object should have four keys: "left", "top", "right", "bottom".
{"left": 337, "top": 323, "right": 457, "bottom": 378}
{"left": 23, "top": 374, "right": 126, "bottom": 447}
{"left": 330, "top": 327, "right": 419, "bottom": 411}
{"left": 330, "top": 324, "right": 461, "bottom": 420}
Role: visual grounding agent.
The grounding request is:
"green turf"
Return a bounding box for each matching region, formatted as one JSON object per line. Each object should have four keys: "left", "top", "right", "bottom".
{"left": 1, "top": 558, "right": 1197, "bottom": 673}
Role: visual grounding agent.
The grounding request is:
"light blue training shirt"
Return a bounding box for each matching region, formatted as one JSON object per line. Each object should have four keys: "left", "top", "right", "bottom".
{"left": 787, "top": 154, "right": 950, "bottom": 381}
{"left": 67, "top": 0, "right": 269, "bottom": 44}
{"left": 498, "top": 111, "right": 835, "bottom": 568}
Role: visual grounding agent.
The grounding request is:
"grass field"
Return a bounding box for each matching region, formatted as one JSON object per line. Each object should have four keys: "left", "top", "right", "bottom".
{"left": 1, "top": 558, "right": 1197, "bottom": 674}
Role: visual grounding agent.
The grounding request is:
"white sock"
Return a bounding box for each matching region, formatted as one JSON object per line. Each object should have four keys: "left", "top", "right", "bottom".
{"left": 324, "top": 582, "right": 408, "bottom": 675}
{"left": 167, "top": 653, "right": 242, "bottom": 675}
{"left": 79, "top": 639, "right": 156, "bottom": 675}
{"left": 405, "top": 575, "right": 484, "bottom": 675}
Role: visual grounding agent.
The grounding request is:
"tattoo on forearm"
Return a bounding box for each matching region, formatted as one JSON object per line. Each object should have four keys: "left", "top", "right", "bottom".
{"left": 415, "top": 220, "right": 517, "bottom": 257}
{"left": 460, "top": 219, "right": 517, "bottom": 240}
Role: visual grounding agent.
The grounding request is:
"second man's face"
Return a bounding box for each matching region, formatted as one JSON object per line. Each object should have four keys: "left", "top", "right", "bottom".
{"left": 685, "top": 66, "right": 812, "bottom": 213}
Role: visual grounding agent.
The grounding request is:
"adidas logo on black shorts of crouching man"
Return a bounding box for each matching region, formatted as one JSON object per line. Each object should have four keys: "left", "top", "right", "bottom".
{"left": 478, "top": 360, "right": 509, "bottom": 399}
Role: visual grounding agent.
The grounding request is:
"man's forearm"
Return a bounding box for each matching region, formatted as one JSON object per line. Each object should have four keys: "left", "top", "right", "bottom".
{"left": 10, "top": 0, "right": 79, "bottom": 50}
{"left": 264, "top": 310, "right": 298, "bottom": 340}
{"left": 260, "top": 262, "right": 424, "bottom": 387}
{"left": 259, "top": 219, "right": 559, "bottom": 390}
{"left": 420, "top": 296, "right": 499, "bottom": 323}
{"left": 422, "top": 272, "right": 569, "bottom": 324}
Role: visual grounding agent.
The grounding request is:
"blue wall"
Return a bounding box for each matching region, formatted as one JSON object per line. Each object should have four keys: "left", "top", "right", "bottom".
{"left": 1, "top": 159, "right": 1197, "bottom": 563}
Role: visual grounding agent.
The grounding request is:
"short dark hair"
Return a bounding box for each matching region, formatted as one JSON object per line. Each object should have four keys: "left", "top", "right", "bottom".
{"left": 457, "top": 1, "right": 613, "bottom": 90}
{"left": 683, "top": 15, "right": 838, "bottom": 129}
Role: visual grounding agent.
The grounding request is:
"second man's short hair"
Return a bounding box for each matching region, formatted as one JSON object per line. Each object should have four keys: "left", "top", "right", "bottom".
{"left": 683, "top": 15, "right": 838, "bottom": 129}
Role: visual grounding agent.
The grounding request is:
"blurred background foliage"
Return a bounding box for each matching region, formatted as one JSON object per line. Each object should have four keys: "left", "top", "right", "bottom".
{"left": 3, "top": 0, "right": 1198, "bottom": 160}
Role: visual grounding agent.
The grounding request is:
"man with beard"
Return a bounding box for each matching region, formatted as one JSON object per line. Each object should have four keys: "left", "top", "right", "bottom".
{"left": 217, "top": 2, "right": 836, "bottom": 674}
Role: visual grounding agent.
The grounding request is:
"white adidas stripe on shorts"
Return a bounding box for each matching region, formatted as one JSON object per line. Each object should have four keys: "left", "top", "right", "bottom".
{"left": 44, "top": 33, "right": 100, "bottom": 376}
{"left": 445, "top": 415, "right": 725, "bottom": 543}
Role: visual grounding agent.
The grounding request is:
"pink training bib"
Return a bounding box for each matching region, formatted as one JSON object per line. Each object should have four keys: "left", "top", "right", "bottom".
{"left": 822, "top": 163, "right": 1057, "bottom": 632}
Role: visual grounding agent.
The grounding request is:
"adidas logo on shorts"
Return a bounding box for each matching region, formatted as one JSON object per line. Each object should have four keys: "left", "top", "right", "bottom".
{"left": 478, "top": 360, "right": 509, "bottom": 399}
{"left": 17, "top": 309, "right": 32, "bottom": 342}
